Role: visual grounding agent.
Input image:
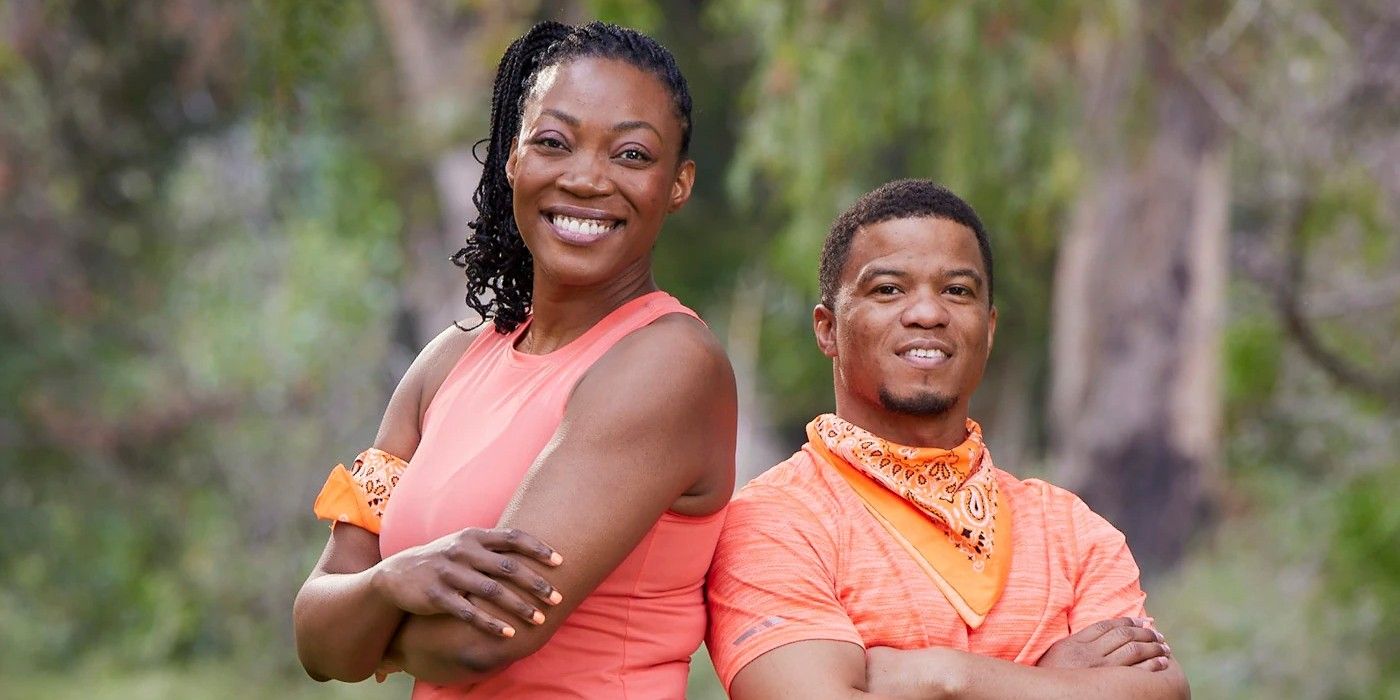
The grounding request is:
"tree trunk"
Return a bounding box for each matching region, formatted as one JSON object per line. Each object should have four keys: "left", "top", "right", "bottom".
{"left": 372, "top": 1, "right": 536, "bottom": 346}
{"left": 1050, "top": 22, "right": 1228, "bottom": 574}
{"left": 727, "top": 272, "right": 790, "bottom": 487}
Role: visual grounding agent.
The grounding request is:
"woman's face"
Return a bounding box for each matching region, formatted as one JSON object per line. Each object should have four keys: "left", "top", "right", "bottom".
{"left": 506, "top": 56, "right": 694, "bottom": 290}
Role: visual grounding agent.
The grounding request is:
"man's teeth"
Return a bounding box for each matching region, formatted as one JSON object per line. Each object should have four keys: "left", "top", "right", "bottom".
{"left": 904, "top": 348, "right": 948, "bottom": 360}
{"left": 552, "top": 214, "right": 616, "bottom": 237}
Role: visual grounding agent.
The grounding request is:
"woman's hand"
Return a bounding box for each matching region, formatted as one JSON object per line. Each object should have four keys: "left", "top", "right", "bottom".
{"left": 1036, "top": 617, "right": 1173, "bottom": 671}
{"left": 371, "top": 526, "right": 564, "bottom": 638}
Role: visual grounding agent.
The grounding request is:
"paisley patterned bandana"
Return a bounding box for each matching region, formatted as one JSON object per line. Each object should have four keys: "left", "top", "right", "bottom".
{"left": 312, "top": 447, "right": 408, "bottom": 535}
{"left": 807, "top": 413, "right": 1011, "bottom": 627}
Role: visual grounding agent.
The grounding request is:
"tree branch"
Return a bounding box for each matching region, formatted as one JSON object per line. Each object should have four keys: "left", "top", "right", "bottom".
{"left": 1274, "top": 196, "right": 1400, "bottom": 404}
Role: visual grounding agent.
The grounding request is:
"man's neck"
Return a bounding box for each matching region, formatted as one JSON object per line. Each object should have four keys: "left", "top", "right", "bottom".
{"left": 832, "top": 400, "right": 971, "bottom": 450}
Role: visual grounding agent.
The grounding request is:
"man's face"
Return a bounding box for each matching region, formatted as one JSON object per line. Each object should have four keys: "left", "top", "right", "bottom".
{"left": 814, "top": 216, "right": 996, "bottom": 421}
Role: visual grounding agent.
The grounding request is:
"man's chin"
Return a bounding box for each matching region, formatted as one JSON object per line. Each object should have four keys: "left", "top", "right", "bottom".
{"left": 877, "top": 388, "right": 957, "bottom": 416}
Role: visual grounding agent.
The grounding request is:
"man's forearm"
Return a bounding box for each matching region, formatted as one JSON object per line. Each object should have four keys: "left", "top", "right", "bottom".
{"left": 869, "top": 647, "right": 1189, "bottom": 700}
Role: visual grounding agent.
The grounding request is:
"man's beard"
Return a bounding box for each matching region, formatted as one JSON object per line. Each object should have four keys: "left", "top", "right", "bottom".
{"left": 878, "top": 386, "right": 956, "bottom": 416}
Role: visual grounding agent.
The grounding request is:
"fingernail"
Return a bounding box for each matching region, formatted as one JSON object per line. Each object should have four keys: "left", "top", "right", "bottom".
{"left": 1133, "top": 617, "right": 1150, "bottom": 627}
{"left": 1162, "top": 643, "right": 1172, "bottom": 655}
{"left": 550, "top": 552, "right": 563, "bottom": 565}
{"left": 1154, "top": 630, "right": 1164, "bottom": 643}
{"left": 502, "top": 626, "right": 516, "bottom": 638}
{"left": 532, "top": 611, "right": 545, "bottom": 625}
{"left": 549, "top": 590, "right": 563, "bottom": 605}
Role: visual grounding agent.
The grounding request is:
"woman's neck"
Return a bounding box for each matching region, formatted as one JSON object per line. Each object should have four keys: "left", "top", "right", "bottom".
{"left": 519, "top": 263, "right": 658, "bottom": 355}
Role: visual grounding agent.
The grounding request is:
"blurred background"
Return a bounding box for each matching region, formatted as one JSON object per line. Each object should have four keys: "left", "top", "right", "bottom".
{"left": 2, "top": 1, "right": 1397, "bottom": 698}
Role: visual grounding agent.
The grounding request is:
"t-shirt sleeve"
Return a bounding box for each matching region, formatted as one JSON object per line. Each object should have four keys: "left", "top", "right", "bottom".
{"left": 1066, "top": 496, "right": 1150, "bottom": 632}
{"left": 705, "top": 485, "right": 863, "bottom": 691}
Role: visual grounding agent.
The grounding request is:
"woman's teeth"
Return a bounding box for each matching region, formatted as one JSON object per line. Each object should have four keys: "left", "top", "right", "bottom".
{"left": 552, "top": 214, "right": 616, "bottom": 237}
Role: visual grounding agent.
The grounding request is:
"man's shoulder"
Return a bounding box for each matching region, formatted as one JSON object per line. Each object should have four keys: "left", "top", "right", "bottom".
{"left": 997, "top": 470, "right": 1093, "bottom": 515}
{"left": 726, "top": 446, "right": 850, "bottom": 528}
{"left": 736, "top": 446, "right": 835, "bottom": 497}
{"left": 998, "top": 470, "right": 1131, "bottom": 555}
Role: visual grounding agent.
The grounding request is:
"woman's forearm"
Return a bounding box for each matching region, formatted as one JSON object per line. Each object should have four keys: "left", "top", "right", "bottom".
{"left": 385, "top": 613, "right": 506, "bottom": 686}
{"left": 293, "top": 567, "right": 405, "bottom": 682}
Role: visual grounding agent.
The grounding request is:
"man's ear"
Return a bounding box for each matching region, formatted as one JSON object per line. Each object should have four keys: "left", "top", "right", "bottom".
{"left": 668, "top": 158, "right": 696, "bottom": 212}
{"left": 813, "top": 303, "right": 838, "bottom": 359}
{"left": 987, "top": 304, "right": 998, "bottom": 353}
{"left": 505, "top": 137, "right": 520, "bottom": 186}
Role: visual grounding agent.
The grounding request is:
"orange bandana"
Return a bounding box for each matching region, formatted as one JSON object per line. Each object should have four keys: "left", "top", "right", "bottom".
{"left": 807, "top": 414, "right": 1011, "bottom": 628}
{"left": 312, "top": 447, "right": 408, "bottom": 534}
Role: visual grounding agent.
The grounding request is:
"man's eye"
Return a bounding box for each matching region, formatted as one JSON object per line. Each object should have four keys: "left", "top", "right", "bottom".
{"left": 874, "top": 284, "right": 900, "bottom": 295}
{"left": 946, "top": 285, "right": 972, "bottom": 296}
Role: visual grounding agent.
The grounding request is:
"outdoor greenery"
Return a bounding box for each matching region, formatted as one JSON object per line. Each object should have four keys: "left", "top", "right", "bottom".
{"left": 1, "top": 1, "right": 1396, "bottom": 698}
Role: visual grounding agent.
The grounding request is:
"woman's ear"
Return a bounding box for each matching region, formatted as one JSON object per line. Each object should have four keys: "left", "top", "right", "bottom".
{"left": 505, "top": 137, "right": 520, "bottom": 186}
{"left": 668, "top": 159, "right": 696, "bottom": 212}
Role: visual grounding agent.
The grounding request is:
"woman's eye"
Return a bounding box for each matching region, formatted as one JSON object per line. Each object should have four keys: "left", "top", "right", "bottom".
{"left": 535, "top": 137, "right": 566, "bottom": 150}
{"left": 946, "top": 285, "right": 972, "bottom": 296}
{"left": 618, "top": 148, "right": 652, "bottom": 162}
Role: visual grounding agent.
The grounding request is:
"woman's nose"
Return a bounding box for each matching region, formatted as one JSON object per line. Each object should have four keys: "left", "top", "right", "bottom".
{"left": 557, "top": 153, "right": 614, "bottom": 197}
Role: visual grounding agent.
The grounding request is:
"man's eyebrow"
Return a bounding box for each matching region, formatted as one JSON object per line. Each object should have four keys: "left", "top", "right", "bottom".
{"left": 540, "top": 108, "right": 580, "bottom": 126}
{"left": 855, "top": 267, "right": 906, "bottom": 285}
{"left": 612, "top": 120, "right": 661, "bottom": 138}
{"left": 944, "top": 267, "right": 986, "bottom": 287}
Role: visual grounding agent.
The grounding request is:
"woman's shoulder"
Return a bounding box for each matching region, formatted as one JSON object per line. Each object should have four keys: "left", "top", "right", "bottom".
{"left": 611, "top": 310, "right": 731, "bottom": 377}
{"left": 372, "top": 321, "right": 488, "bottom": 459}
{"left": 593, "top": 312, "right": 739, "bottom": 400}
{"left": 408, "top": 321, "right": 491, "bottom": 417}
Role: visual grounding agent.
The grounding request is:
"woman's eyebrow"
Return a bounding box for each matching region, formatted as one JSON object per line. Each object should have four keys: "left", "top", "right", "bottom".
{"left": 540, "top": 108, "right": 580, "bottom": 126}
{"left": 612, "top": 120, "right": 660, "bottom": 138}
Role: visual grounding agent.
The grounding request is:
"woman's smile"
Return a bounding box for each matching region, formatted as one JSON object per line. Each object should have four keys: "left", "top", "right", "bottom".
{"left": 542, "top": 205, "right": 624, "bottom": 246}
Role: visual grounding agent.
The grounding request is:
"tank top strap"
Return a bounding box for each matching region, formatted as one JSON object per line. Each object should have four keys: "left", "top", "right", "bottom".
{"left": 563, "top": 291, "right": 699, "bottom": 370}
{"left": 459, "top": 291, "right": 699, "bottom": 374}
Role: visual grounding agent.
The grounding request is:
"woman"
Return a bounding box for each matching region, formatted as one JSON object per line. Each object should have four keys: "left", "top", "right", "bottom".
{"left": 292, "top": 21, "right": 736, "bottom": 699}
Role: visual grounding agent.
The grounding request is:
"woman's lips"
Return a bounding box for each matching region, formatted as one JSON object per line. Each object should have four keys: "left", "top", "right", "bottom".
{"left": 544, "top": 212, "right": 622, "bottom": 246}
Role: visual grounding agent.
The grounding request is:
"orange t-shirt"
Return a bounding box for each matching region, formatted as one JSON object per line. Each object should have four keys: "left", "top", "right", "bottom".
{"left": 705, "top": 443, "right": 1149, "bottom": 691}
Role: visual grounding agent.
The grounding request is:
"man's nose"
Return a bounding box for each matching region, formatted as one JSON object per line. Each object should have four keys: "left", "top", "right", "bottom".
{"left": 901, "top": 290, "right": 950, "bottom": 328}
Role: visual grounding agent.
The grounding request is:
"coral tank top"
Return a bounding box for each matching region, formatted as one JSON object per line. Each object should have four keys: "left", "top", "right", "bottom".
{"left": 379, "top": 291, "right": 726, "bottom": 699}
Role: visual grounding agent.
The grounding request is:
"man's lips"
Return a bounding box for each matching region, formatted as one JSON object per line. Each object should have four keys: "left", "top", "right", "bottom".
{"left": 896, "top": 339, "right": 954, "bottom": 369}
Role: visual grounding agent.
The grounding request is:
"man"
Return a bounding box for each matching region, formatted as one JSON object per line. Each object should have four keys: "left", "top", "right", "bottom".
{"left": 706, "top": 180, "right": 1189, "bottom": 699}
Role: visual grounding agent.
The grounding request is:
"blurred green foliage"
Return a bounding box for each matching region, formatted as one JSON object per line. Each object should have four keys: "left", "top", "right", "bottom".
{"left": 1, "top": 1, "right": 1396, "bottom": 698}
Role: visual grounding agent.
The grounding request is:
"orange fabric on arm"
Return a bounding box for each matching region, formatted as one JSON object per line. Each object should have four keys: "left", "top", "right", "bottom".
{"left": 311, "top": 448, "right": 409, "bottom": 534}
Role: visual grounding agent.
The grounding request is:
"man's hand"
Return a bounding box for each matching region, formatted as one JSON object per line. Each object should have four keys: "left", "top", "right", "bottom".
{"left": 1037, "top": 617, "right": 1172, "bottom": 671}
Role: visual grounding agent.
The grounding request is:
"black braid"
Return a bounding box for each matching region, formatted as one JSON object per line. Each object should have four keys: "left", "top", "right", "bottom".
{"left": 451, "top": 21, "right": 694, "bottom": 333}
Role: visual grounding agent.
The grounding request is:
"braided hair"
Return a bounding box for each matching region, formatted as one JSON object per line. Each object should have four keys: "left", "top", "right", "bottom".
{"left": 451, "top": 21, "right": 694, "bottom": 333}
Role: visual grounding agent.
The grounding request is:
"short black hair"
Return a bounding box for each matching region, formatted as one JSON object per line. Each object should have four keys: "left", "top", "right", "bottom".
{"left": 453, "top": 21, "right": 693, "bottom": 334}
{"left": 818, "top": 179, "right": 993, "bottom": 308}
